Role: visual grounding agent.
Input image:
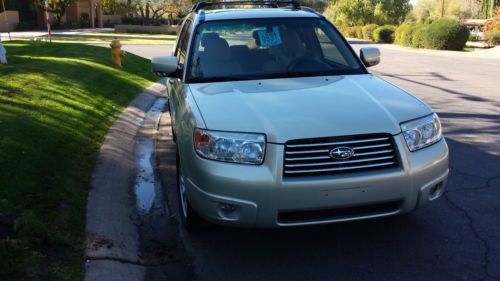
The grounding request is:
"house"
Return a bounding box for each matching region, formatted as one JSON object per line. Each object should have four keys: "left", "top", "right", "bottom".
{"left": 1, "top": 0, "right": 103, "bottom": 31}
{"left": 66, "top": 0, "right": 103, "bottom": 28}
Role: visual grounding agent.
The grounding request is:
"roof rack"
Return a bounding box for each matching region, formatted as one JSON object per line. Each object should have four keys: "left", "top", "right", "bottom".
{"left": 191, "top": 1, "right": 301, "bottom": 13}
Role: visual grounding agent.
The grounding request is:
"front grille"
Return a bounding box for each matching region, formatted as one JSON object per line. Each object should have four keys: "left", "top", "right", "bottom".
{"left": 283, "top": 133, "right": 399, "bottom": 177}
{"left": 277, "top": 200, "right": 403, "bottom": 224}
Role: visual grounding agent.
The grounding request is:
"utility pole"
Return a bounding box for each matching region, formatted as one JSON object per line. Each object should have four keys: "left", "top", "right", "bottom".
{"left": 441, "top": 0, "right": 445, "bottom": 17}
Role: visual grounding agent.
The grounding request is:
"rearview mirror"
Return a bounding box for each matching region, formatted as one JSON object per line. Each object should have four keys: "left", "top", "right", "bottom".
{"left": 360, "top": 47, "right": 380, "bottom": 67}
{"left": 151, "top": 56, "right": 180, "bottom": 77}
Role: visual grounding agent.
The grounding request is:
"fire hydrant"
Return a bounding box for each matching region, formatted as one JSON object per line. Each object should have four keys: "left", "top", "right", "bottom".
{"left": 110, "top": 38, "right": 125, "bottom": 67}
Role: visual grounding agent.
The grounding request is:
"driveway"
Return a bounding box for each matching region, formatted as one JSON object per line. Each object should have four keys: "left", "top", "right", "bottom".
{"left": 128, "top": 42, "right": 500, "bottom": 281}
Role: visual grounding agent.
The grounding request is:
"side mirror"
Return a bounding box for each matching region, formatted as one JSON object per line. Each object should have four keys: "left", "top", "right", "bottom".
{"left": 151, "top": 56, "right": 180, "bottom": 77}
{"left": 360, "top": 47, "right": 380, "bottom": 67}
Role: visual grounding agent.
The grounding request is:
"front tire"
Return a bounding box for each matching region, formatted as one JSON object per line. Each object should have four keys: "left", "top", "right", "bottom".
{"left": 176, "top": 153, "right": 203, "bottom": 232}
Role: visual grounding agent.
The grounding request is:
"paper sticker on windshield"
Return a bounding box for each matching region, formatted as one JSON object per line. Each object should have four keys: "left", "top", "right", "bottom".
{"left": 257, "top": 27, "right": 282, "bottom": 48}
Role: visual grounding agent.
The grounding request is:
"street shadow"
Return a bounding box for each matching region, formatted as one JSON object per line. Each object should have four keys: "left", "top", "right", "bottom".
{"left": 375, "top": 70, "right": 500, "bottom": 107}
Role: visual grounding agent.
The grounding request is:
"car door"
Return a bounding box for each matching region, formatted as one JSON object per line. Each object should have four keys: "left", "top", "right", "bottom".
{"left": 168, "top": 19, "right": 193, "bottom": 139}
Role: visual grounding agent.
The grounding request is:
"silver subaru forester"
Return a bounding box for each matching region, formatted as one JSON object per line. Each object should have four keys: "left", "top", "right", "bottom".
{"left": 152, "top": 1, "right": 449, "bottom": 231}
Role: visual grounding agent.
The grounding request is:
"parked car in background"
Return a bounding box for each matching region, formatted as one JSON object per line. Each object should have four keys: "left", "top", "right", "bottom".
{"left": 152, "top": 1, "right": 449, "bottom": 231}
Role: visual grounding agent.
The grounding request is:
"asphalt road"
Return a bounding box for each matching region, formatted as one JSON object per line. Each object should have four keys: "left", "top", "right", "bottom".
{"left": 128, "top": 42, "right": 500, "bottom": 281}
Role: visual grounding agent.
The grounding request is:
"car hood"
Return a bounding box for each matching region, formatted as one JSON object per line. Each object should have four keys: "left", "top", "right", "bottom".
{"left": 188, "top": 74, "right": 432, "bottom": 143}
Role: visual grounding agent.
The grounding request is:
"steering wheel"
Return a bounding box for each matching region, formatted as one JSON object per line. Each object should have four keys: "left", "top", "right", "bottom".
{"left": 286, "top": 56, "right": 331, "bottom": 72}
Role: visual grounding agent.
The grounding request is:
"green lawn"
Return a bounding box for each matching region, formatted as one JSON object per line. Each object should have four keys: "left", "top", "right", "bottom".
{"left": 0, "top": 41, "right": 156, "bottom": 280}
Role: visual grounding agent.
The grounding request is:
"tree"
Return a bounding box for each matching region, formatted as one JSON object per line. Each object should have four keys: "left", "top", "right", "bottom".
{"left": 102, "top": 0, "right": 131, "bottom": 15}
{"left": 33, "top": 0, "right": 75, "bottom": 27}
{"left": 116, "top": 0, "right": 190, "bottom": 25}
{"left": 300, "top": 0, "right": 329, "bottom": 12}
{"left": 373, "top": 0, "right": 412, "bottom": 25}
{"left": 324, "top": 0, "right": 410, "bottom": 27}
{"left": 134, "top": 0, "right": 169, "bottom": 25}
{"left": 411, "top": 0, "right": 482, "bottom": 22}
{"left": 481, "top": 0, "right": 500, "bottom": 18}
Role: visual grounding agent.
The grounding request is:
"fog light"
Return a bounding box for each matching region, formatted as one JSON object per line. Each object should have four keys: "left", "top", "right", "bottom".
{"left": 219, "top": 203, "right": 237, "bottom": 213}
{"left": 429, "top": 182, "right": 444, "bottom": 199}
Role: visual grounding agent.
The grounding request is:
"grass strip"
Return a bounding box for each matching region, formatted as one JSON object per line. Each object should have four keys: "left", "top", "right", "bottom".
{"left": 0, "top": 41, "right": 156, "bottom": 280}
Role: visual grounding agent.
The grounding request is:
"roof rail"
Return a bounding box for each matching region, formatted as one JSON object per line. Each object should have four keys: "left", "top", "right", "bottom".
{"left": 300, "top": 6, "right": 323, "bottom": 17}
{"left": 191, "top": 1, "right": 301, "bottom": 13}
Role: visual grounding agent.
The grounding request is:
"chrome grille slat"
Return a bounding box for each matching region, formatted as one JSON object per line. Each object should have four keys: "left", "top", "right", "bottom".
{"left": 285, "top": 149, "right": 330, "bottom": 155}
{"left": 284, "top": 162, "right": 396, "bottom": 174}
{"left": 285, "top": 155, "right": 332, "bottom": 161}
{"left": 285, "top": 156, "right": 394, "bottom": 168}
{"left": 353, "top": 149, "right": 393, "bottom": 156}
{"left": 284, "top": 134, "right": 398, "bottom": 177}
{"left": 285, "top": 137, "right": 389, "bottom": 148}
{"left": 353, "top": 143, "right": 391, "bottom": 150}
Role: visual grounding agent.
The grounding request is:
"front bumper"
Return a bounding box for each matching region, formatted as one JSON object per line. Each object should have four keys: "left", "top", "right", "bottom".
{"left": 182, "top": 134, "right": 449, "bottom": 228}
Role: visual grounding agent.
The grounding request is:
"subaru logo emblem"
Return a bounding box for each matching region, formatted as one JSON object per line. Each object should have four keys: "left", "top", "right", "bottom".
{"left": 329, "top": 147, "right": 355, "bottom": 160}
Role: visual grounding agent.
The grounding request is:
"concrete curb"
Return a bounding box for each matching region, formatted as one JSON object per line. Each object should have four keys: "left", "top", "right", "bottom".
{"left": 84, "top": 80, "right": 166, "bottom": 281}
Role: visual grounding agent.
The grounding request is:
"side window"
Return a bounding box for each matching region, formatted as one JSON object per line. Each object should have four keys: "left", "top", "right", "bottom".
{"left": 175, "top": 20, "right": 192, "bottom": 68}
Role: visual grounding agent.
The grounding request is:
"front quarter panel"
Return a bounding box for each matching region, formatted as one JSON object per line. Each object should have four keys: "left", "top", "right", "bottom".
{"left": 173, "top": 82, "right": 206, "bottom": 167}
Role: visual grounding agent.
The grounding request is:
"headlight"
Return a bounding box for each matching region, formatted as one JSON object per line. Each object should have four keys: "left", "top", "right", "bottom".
{"left": 194, "top": 129, "right": 266, "bottom": 164}
{"left": 401, "top": 113, "right": 442, "bottom": 152}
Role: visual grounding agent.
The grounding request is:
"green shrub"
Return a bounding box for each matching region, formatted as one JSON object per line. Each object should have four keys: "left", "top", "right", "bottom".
{"left": 373, "top": 25, "right": 397, "bottom": 43}
{"left": 340, "top": 27, "right": 357, "bottom": 38}
{"left": 362, "top": 24, "right": 379, "bottom": 41}
{"left": 402, "top": 24, "right": 420, "bottom": 47}
{"left": 424, "top": 19, "right": 470, "bottom": 50}
{"left": 486, "top": 31, "right": 500, "bottom": 46}
{"left": 340, "top": 26, "right": 364, "bottom": 39}
{"left": 411, "top": 24, "right": 427, "bottom": 48}
{"left": 354, "top": 26, "right": 363, "bottom": 38}
{"left": 394, "top": 22, "right": 413, "bottom": 45}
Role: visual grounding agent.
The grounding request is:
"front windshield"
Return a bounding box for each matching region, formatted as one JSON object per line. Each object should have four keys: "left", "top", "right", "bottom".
{"left": 187, "top": 17, "right": 365, "bottom": 83}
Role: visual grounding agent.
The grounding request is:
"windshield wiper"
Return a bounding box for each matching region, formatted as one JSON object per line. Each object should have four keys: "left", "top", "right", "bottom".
{"left": 188, "top": 75, "right": 264, "bottom": 83}
{"left": 265, "top": 71, "right": 332, "bottom": 79}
